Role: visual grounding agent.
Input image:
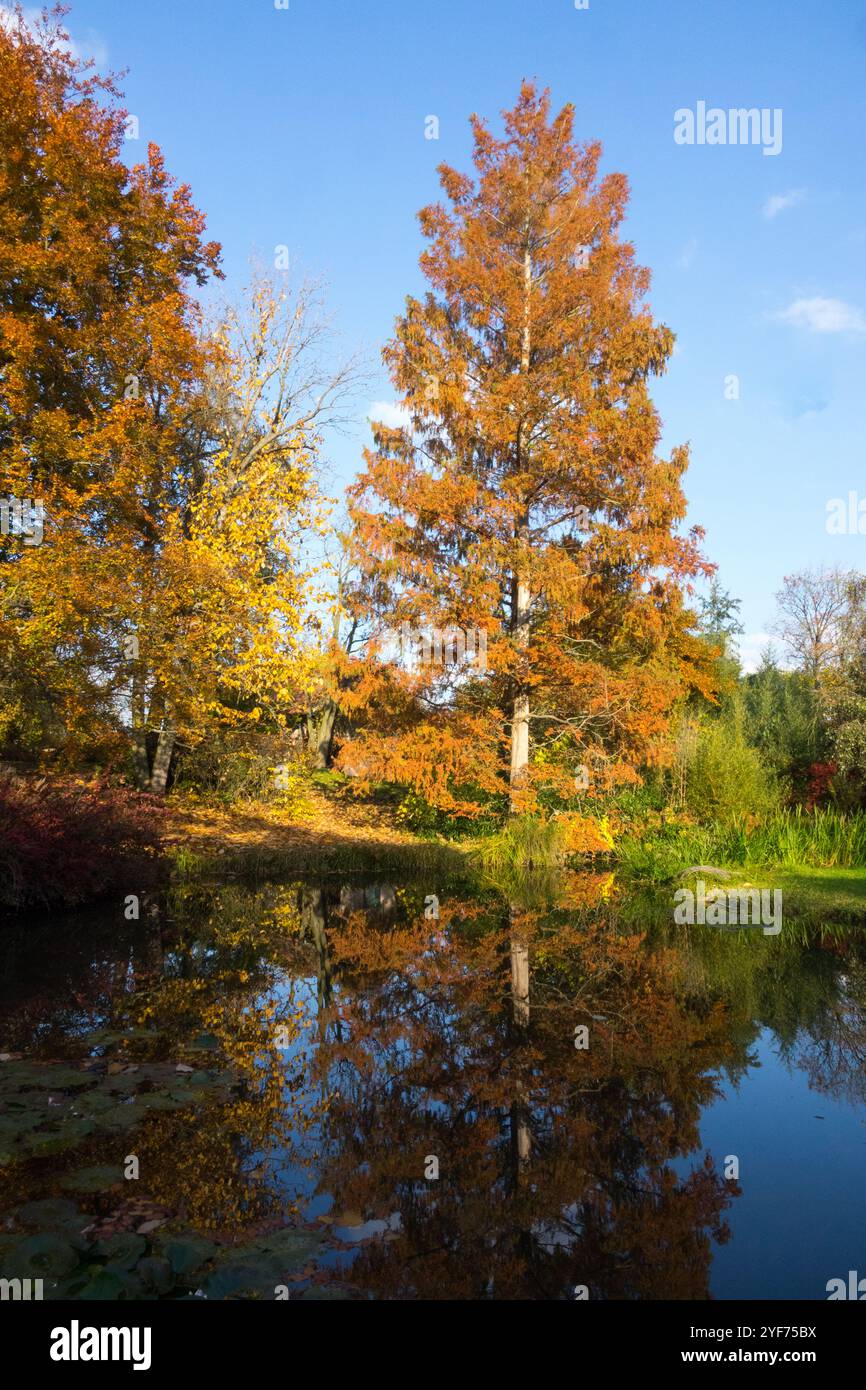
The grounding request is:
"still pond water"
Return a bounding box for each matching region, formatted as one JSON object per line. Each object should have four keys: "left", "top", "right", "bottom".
{"left": 1, "top": 871, "right": 864, "bottom": 1300}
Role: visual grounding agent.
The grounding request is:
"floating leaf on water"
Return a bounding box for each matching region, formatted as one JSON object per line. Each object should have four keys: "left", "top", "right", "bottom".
{"left": 15, "top": 1197, "right": 81, "bottom": 1227}
{"left": 0, "top": 1108, "right": 43, "bottom": 1139}
{"left": 162, "top": 1235, "right": 217, "bottom": 1276}
{"left": 25, "top": 1132, "right": 70, "bottom": 1157}
{"left": 169, "top": 1087, "right": 208, "bottom": 1104}
{"left": 200, "top": 1261, "right": 277, "bottom": 1300}
{"left": 93, "top": 1232, "right": 146, "bottom": 1270}
{"left": 49, "top": 1271, "right": 93, "bottom": 1300}
{"left": 30, "top": 1066, "right": 91, "bottom": 1091}
{"left": 137, "top": 1093, "right": 185, "bottom": 1112}
{"left": 77, "top": 1269, "right": 125, "bottom": 1300}
{"left": 137, "top": 1255, "right": 174, "bottom": 1295}
{"left": 226, "top": 1227, "right": 323, "bottom": 1273}
{"left": 72, "top": 1090, "right": 116, "bottom": 1116}
{"left": 59, "top": 1117, "right": 96, "bottom": 1141}
{"left": 7, "top": 1232, "right": 79, "bottom": 1279}
{"left": 60, "top": 1164, "right": 124, "bottom": 1192}
{"left": 98, "top": 1106, "right": 141, "bottom": 1131}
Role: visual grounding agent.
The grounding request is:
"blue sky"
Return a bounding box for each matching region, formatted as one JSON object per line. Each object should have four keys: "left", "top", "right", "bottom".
{"left": 37, "top": 0, "right": 866, "bottom": 667}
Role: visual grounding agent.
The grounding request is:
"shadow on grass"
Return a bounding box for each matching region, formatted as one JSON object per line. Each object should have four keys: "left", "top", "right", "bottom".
{"left": 167, "top": 802, "right": 470, "bottom": 883}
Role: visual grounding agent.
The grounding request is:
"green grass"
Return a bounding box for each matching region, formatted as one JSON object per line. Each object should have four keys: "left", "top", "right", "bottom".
{"left": 470, "top": 813, "right": 565, "bottom": 876}
{"left": 617, "top": 808, "right": 866, "bottom": 883}
{"left": 617, "top": 808, "right": 866, "bottom": 922}
{"left": 726, "top": 866, "right": 866, "bottom": 921}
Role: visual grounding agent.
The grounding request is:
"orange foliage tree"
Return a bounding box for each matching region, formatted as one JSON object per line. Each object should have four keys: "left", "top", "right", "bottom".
{"left": 0, "top": 7, "right": 219, "bottom": 773}
{"left": 343, "top": 84, "right": 714, "bottom": 817}
{"left": 0, "top": 10, "right": 338, "bottom": 791}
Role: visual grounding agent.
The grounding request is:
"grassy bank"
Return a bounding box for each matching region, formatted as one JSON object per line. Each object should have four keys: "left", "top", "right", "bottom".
{"left": 617, "top": 808, "right": 866, "bottom": 880}
{"left": 617, "top": 809, "right": 866, "bottom": 923}
{"left": 722, "top": 866, "right": 866, "bottom": 922}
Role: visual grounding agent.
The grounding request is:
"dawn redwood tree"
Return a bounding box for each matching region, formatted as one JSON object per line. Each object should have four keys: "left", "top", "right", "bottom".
{"left": 346, "top": 83, "right": 713, "bottom": 815}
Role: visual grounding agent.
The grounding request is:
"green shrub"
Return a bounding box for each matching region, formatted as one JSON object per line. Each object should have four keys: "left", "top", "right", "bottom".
{"left": 472, "top": 814, "right": 566, "bottom": 875}
{"left": 682, "top": 703, "right": 781, "bottom": 827}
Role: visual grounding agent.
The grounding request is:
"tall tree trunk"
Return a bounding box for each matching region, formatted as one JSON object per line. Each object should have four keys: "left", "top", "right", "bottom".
{"left": 509, "top": 238, "right": 533, "bottom": 812}
{"left": 149, "top": 723, "right": 175, "bottom": 796}
{"left": 308, "top": 700, "right": 337, "bottom": 770}
{"left": 510, "top": 569, "right": 531, "bottom": 809}
{"left": 131, "top": 665, "right": 150, "bottom": 792}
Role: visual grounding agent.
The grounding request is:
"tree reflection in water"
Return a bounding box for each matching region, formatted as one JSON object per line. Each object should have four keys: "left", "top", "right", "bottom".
{"left": 5, "top": 872, "right": 866, "bottom": 1298}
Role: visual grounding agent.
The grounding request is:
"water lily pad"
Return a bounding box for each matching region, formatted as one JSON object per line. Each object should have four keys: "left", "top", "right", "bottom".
{"left": 0, "top": 1108, "right": 42, "bottom": 1139}
{"left": 98, "top": 1105, "right": 141, "bottom": 1131}
{"left": 70, "top": 1090, "right": 116, "bottom": 1116}
{"left": 0, "top": 1062, "right": 50, "bottom": 1089}
{"left": 137, "top": 1255, "right": 174, "bottom": 1294}
{"left": 137, "top": 1093, "right": 185, "bottom": 1112}
{"left": 16, "top": 1197, "right": 81, "bottom": 1227}
{"left": 201, "top": 1261, "right": 278, "bottom": 1300}
{"left": 34, "top": 1067, "right": 91, "bottom": 1090}
{"left": 78, "top": 1269, "right": 125, "bottom": 1300}
{"left": 7, "top": 1232, "right": 79, "bottom": 1279}
{"left": 11, "top": 1200, "right": 91, "bottom": 1250}
{"left": 25, "top": 1132, "right": 71, "bottom": 1156}
{"left": 60, "top": 1164, "right": 123, "bottom": 1192}
{"left": 58, "top": 1116, "right": 96, "bottom": 1141}
{"left": 226, "top": 1227, "right": 322, "bottom": 1274}
{"left": 256, "top": 1227, "right": 323, "bottom": 1257}
{"left": 50, "top": 1271, "right": 93, "bottom": 1299}
{"left": 163, "top": 1235, "right": 216, "bottom": 1276}
{"left": 104, "top": 1071, "right": 143, "bottom": 1093}
{"left": 94, "top": 1232, "right": 146, "bottom": 1270}
{"left": 170, "top": 1087, "right": 209, "bottom": 1104}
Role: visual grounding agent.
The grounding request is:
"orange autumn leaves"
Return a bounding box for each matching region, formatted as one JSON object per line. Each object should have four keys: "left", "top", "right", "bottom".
{"left": 2, "top": 22, "right": 714, "bottom": 813}
{"left": 0, "top": 14, "right": 326, "bottom": 778}
{"left": 340, "top": 83, "right": 715, "bottom": 815}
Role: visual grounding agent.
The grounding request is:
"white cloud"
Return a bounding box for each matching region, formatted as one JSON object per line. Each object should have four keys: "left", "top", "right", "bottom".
{"left": 0, "top": 5, "right": 108, "bottom": 68}
{"left": 366, "top": 400, "right": 411, "bottom": 429}
{"left": 762, "top": 189, "right": 805, "bottom": 220}
{"left": 737, "top": 632, "right": 775, "bottom": 675}
{"left": 774, "top": 297, "right": 866, "bottom": 334}
{"left": 676, "top": 237, "right": 698, "bottom": 269}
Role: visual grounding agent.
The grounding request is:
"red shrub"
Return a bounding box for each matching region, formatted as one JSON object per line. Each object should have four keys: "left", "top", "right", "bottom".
{"left": 804, "top": 760, "right": 838, "bottom": 811}
{"left": 0, "top": 778, "right": 167, "bottom": 910}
